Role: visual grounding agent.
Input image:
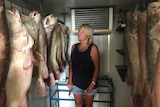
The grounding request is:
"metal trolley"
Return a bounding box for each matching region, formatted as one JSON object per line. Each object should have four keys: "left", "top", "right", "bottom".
{"left": 49, "top": 77, "right": 114, "bottom": 107}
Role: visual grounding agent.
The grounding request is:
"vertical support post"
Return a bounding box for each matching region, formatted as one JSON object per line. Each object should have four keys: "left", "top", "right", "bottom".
{"left": 57, "top": 84, "right": 60, "bottom": 107}
{"left": 49, "top": 87, "right": 52, "bottom": 107}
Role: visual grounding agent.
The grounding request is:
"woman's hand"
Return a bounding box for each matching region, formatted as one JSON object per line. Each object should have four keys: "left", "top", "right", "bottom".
{"left": 86, "top": 83, "right": 94, "bottom": 93}
{"left": 67, "top": 82, "right": 72, "bottom": 90}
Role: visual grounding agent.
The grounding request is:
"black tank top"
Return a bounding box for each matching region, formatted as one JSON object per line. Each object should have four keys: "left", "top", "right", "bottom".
{"left": 71, "top": 43, "right": 97, "bottom": 89}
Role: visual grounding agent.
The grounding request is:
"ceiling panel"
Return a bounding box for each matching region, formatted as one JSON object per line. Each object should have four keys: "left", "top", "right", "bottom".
{"left": 20, "top": 0, "right": 150, "bottom": 15}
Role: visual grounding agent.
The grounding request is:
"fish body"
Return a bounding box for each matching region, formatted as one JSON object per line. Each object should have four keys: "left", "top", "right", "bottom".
{"left": 35, "top": 11, "right": 49, "bottom": 96}
{"left": 43, "top": 14, "right": 58, "bottom": 86}
{"left": 125, "top": 10, "right": 142, "bottom": 106}
{"left": 0, "top": 0, "right": 10, "bottom": 106}
{"left": 147, "top": 2, "right": 160, "bottom": 107}
{"left": 5, "top": 8, "right": 34, "bottom": 107}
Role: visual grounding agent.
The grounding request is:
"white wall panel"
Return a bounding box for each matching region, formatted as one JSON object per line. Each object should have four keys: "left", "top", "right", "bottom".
{"left": 94, "top": 35, "right": 109, "bottom": 76}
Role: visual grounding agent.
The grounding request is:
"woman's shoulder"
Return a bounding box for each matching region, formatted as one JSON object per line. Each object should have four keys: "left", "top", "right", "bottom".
{"left": 72, "top": 43, "right": 79, "bottom": 48}
{"left": 90, "top": 43, "right": 99, "bottom": 54}
{"left": 91, "top": 43, "right": 98, "bottom": 50}
{"left": 90, "top": 43, "right": 99, "bottom": 60}
{"left": 71, "top": 43, "right": 79, "bottom": 51}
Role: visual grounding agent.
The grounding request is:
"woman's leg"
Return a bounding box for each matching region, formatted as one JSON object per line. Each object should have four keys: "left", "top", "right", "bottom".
{"left": 74, "top": 94, "right": 83, "bottom": 107}
{"left": 84, "top": 95, "right": 94, "bottom": 107}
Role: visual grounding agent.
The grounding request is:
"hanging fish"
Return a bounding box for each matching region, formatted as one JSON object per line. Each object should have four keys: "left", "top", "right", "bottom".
{"left": 0, "top": 0, "right": 10, "bottom": 106}
{"left": 5, "top": 7, "right": 34, "bottom": 107}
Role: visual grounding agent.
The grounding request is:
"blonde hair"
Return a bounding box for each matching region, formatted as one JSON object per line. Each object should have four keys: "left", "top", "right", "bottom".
{"left": 80, "top": 24, "right": 93, "bottom": 45}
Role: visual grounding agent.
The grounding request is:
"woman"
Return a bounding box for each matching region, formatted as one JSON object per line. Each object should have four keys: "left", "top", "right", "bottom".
{"left": 67, "top": 24, "right": 100, "bottom": 107}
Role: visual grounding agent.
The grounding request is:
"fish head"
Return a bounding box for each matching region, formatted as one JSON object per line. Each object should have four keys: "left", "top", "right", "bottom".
{"left": 43, "top": 14, "right": 58, "bottom": 42}
{"left": 43, "top": 14, "right": 58, "bottom": 28}
{"left": 29, "top": 10, "right": 41, "bottom": 25}
{"left": 6, "top": 8, "right": 34, "bottom": 52}
{"left": 10, "top": 7, "right": 21, "bottom": 18}
{"left": 21, "top": 13, "right": 39, "bottom": 41}
{"left": 6, "top": 7, "right": 21, "bottom": 21}
{"left": 6, "top": 8, "right": 24, "bottom": 36}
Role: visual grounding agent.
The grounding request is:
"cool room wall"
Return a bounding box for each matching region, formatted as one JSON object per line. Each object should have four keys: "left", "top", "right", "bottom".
{"left": 4, "top": 0, "right": 132, "bottom": 107}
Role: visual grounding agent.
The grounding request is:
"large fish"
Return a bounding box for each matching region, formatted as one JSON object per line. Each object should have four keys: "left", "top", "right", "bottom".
{"left": 34, "top": 11, "right": 49, "bottom": 96}
{"left": 5, "top": 8, "right": 34, "bottom": 107}
{"left": 146, "top": 2, "right": 160, "bottom": 93}
{"left": 0, "top": 0, "right": 10, "bottom": 106}
{"left": 56, "top": 23, "right": 69, "bottom": 72}
{"left": 147, "top": 2, "right": 160, "bottom": 107}
{"left": 125, "top": 10, "right": 142, "bottom": 107}
{"left": 48, "top": 23, "right": 69, "bottom": 84}
{"left": 43, "top": 14, "right": 58, "bottom": 86}
{"left": 137, "top": 11, "right": 150, "bottom": 107}
{"left": 22, "top": 10, "right": 49, "bottom": 96}
{"left": 59, "top": 23, "right": 70, "bottom": 66}
{"left": 48, "top": 23, "right": 61, "bottom": 84}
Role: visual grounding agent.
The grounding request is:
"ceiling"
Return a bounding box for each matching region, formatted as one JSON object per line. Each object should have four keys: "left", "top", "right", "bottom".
{"left": 20, "top": 0, "right": 152, "bottom": 16}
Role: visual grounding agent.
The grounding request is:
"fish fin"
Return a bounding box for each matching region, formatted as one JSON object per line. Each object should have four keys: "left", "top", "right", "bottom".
{"left": 43, "top": 65, "right": 49, "bottom": 79}
{"left": 49, "top": 73, "right": 55, "bottom": 86}
{"left": 23, "top": 55, "right": 33, "bottom": 70}
{"left": 35, "top": 52, "right": 45, "bottom": 61}
{"left": 54, "top": 71, "right": 60, "bottom": 80}
{"left": 36, "top": 77, "right": 46, "bottom": 96}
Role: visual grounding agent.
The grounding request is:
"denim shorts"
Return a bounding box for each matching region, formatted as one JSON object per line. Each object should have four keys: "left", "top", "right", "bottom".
{"left": 71, "top": 85, "right": 97, "bottom": 96}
